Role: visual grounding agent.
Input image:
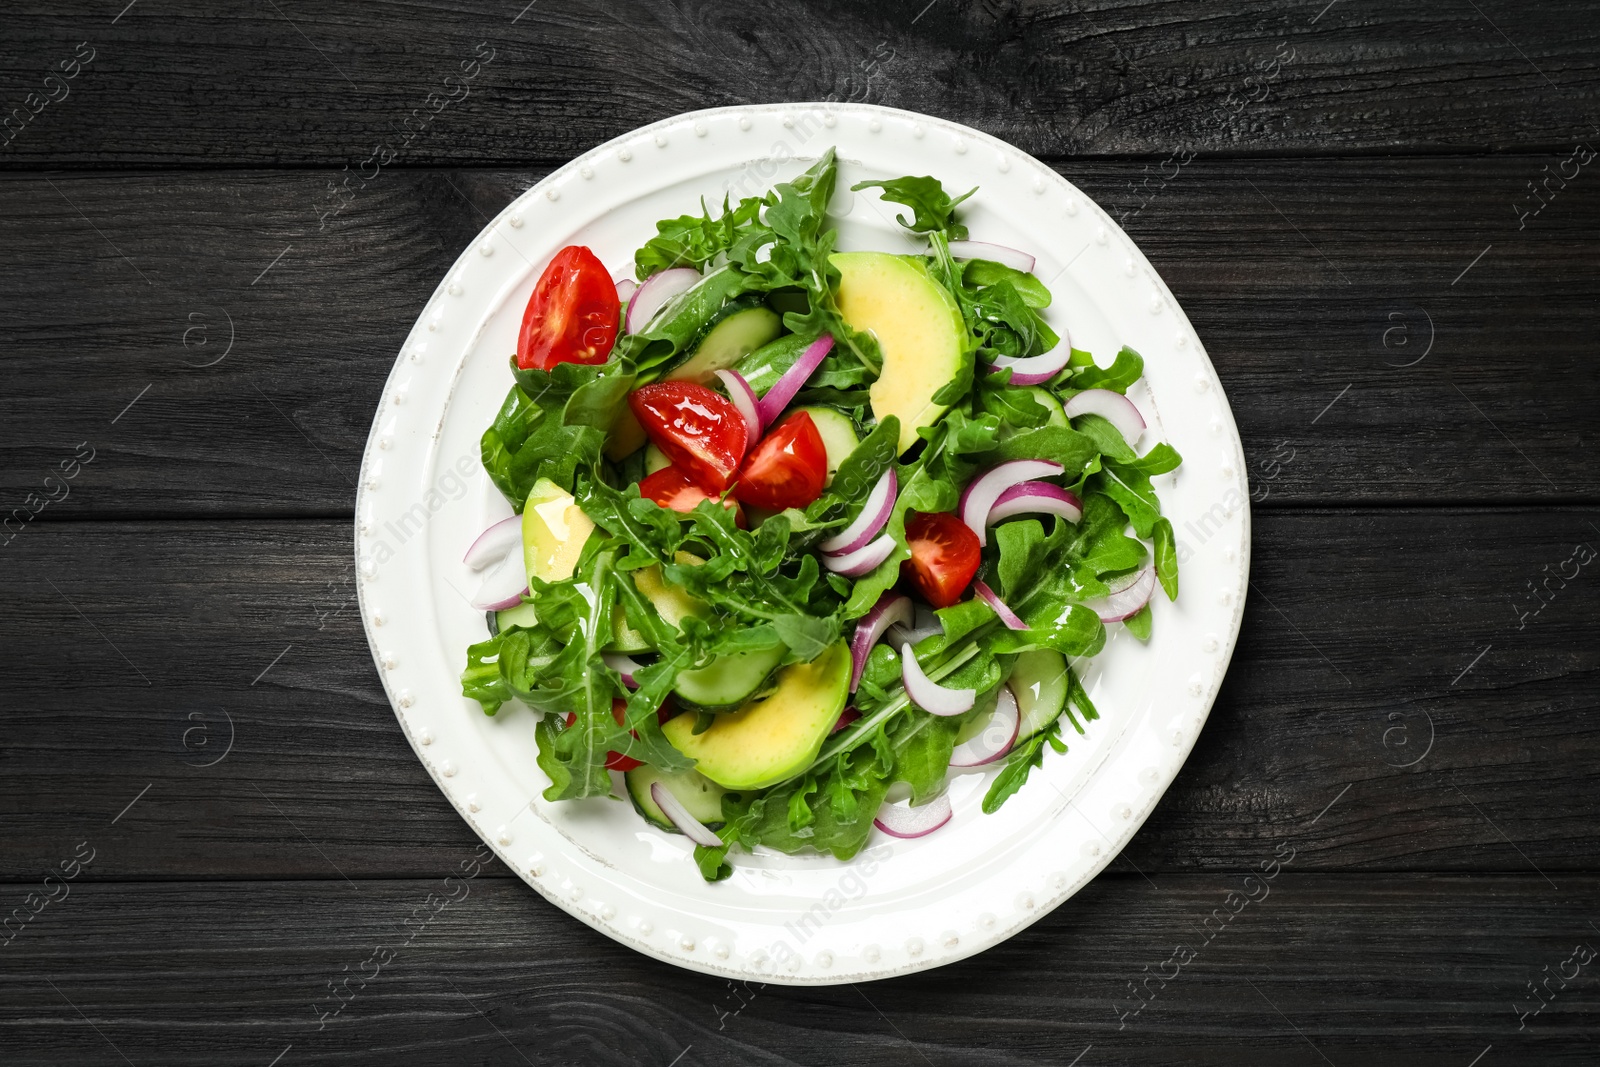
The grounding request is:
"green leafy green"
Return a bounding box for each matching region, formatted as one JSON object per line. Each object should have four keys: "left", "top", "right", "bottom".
{"left": 635, "top": 195, "right": 763, "bottom": 278}
{"left": 982, "top": 720, "right": 1066, "bottom": 814}
{"left": 1153, "top": 517, "right": 1179, "bottom": 601}
{"left": 962, "top": 259, "right": 1052, "bottom": 308}
{"left": 852, "top": 175, "right": 975, "bottom": 240}
{"left": 1072, "top": 346, "right": 1144, "bottom": 394}
{"left": 1124, "top": 603, "right": 1153, "bottom": 641}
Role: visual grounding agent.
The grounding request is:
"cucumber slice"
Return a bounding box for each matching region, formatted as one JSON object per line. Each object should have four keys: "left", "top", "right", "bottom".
{"left": 793, "top": 406, "right": 858, "bottom": 486}
{"left": 668, "top": 304, "right": 784, "bottom": 385}
{"left": 1028, "top": 387, "right": 1070, "bottom": 429}
{"left": 1009, "top": 648, "right": 1069, "bottom": 740}
{"left": 644, "top": 444, "right": 671, "bottom": 474}
{"left": 492, "top": 600, "right": 539, "bottom": 634}
{"left": 626, "top": 766, "right": 728, "bottom": 831}
{"left": 674, "top": 644, "right": 786, "bottom": 710}
{"left": 733, "top": 333, "right": 812, "bottom": 396}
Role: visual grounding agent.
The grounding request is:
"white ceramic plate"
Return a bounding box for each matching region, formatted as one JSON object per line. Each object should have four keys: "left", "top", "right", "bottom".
{"left": 355, "top": 103, "right": 1249, "bottom": 985}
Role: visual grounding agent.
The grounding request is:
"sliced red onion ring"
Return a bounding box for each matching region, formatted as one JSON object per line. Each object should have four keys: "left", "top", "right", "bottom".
{"left": 1082, "top": 567, "right": 1156, "bottom": 623}
{"left": 756, "top": 334, "right": 833, "bottom": 426}
{"left": 1064, "top": 388, "right": 1146, "bottom": 446}
{"left": 832, "top": 707, "right": 861, "bottom": 734}
{"left": 989, "top": 342, "right": 1073, "bottom": 387}
{"left": 988, "top": 481, "right": 1084, "bottom": 525}
{"left": 949, "top": 685, "right": 1021, "bottom": 767}
{"left": 471, "top": 551, "right": 528, "bottom": 610}
{"left": 972, "top": 580, "right": 1028, "bottom": 631}
{"left": 848, "top": 593, "right": 912, "bottom": 692}
{"left": 615, "top": 277, "right": 638, "bottom": 304}
{"left": 819, "top": 468, "right": 897, "bottom": 555}
{"left": 873, "top": 792, "right": 953, "bottom": 839}
{"left": 946, "top": 240, "right": 1036, "bottom": 273}
{"left": 714, "top": 369, "right": 763, "bottom": 441}
{"left": 901, "top": 643, "right": 976, "bottom": 716}
{"left": 650, "top": 781, "right": 724, "bottom": 848}
{"left": 625, "top": 267, "right": 700, "bottom": 334}
{"left": 822, "top": 532, "right": 896, "bottom": 577}
{"left": 959, "top": 460, "right": 1065, "bottom": 545}
{"left": 601, "top": 653, "right": 643, "bottom": 688}
{"left": 463, "top": 515, "right": 521, "bottom": 571}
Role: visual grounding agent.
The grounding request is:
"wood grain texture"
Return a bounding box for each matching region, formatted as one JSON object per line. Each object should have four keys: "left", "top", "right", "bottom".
{"left": 2, "top": 510, "right": 1595, "bottom": 882}
{"left": 0, "top": 0, "right": 1597, "bottom": 167}
{"left": 2, "top": 874, "right": 1595, "bottom": 1065}
{"left": 2, "top": 156, "right": 1597, "bottom": 519}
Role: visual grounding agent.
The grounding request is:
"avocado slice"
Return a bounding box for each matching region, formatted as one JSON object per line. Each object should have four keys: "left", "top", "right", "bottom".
{"left": 521, "top": 478, "right": 593, "bottom": 583}
{"left": 631, "top": 551, "right": 711, "bottom": 629}
{"left": 662, "top": 641, "right": 851, "bottom": 790}
{"left": 832, "top": 251, "right": 967, "bottom": 454}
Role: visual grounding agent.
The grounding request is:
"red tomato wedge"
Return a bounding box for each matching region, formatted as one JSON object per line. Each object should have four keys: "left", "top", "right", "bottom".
{"left": 563, "top": 698, "right": 674, "bottom": 772}
{"left": 516, "top": 245, "right": 620, "bottom": 371}
{"left": 638, "top": 466, "right": 745, "bottom": 527}
{"left": 628, "top": 382, "right": 748, "bottom": 492}
{"left": 734, "top": 411, "right": 827, "bottom": 511}
{"left": 901, "top": 511, "right": 982, "bottom": 608}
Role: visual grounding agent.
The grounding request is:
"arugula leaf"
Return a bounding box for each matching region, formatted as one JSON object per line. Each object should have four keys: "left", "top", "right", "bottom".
{"left": 1071, "top": 414, "right": 1137, "bottom": 464}
{"left": 962, "top": 259, "right": 1052, "bottom": 308}
{"left": 982, "top": 720, "right": 1066, "bottom": 814}
{"left": 1072, "top": 346, "right": 1144, "bottom": 394}
{"left": 968, "top": 279, "right": 1059, "bottom": 361}
{"left": 990, "top": 424, "right": 1101, "bottom": 476}
{"left": 890, "top": 710, "right": 963, "bottom": 805}
{"left": 1115, "top": 442, "right": 1184, "bottom": 477}
{"left": 1095, "top": 467, "right": 1163, "bottom": 539}
{"left": 483, "top": 359, "right": 637, "bottom": 506}
{"left": 852, "top": 175, "right": 975, "bottom": 240}
{"left": 994, "top": 519, "right": 1046, "bottom": 600}
{"left": 693, "top": 842, "right": 734, "bottom": 881}
{"left": 1124, "top": 603, "right": 1153, "bottom": 641}
{"left": 634, "top": 195, "right": 763, "bottom": 278}
{"left": 1153, "top": 517, "right": 1179, "bottom": 601}
{"left": 729, "top": 744, "right": 891, "bottom": 861}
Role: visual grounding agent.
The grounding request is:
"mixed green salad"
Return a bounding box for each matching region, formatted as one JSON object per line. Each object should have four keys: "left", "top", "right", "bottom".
{"left": 458, "top": 148, "right": 1181, "bottom": 880}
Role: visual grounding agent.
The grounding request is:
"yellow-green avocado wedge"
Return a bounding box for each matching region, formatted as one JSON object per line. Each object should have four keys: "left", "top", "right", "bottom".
{"left": 661, "top": 641, "right": 851, "bottom": 790}
{"left": 521, "top": 478, "right": 593, "bottom": 582}
{"left": 832, "top": 251, "right": 967, "bottom": 455}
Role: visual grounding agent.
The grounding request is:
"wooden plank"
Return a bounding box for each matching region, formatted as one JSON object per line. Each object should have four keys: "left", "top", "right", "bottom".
{"left": 0, "top": 874, "right": 1593, "bottom": 1065}
{"left": 1, "top": 1, "right": 1597, "bottom": 166}
{"left": 1, "top": 509, "right": 1595, "bottom": 882}
{"left": 1, "top": 156, "right": 1597, "bottom": 518}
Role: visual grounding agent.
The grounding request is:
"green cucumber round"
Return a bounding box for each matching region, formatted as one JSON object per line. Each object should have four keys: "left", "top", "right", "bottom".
{"left": 1008, "top": 648, "right": 1069, "bottom": 740}
{"left": 673, "top": 644, "right": 786, "bottom": 710}
{"left": 626, "top": 766, "right": 728, "bottom": 831}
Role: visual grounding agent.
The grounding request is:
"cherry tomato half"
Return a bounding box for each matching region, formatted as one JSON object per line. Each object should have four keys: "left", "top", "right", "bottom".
{"left": 516, "top": 245, "right": 620, "bottom": 372}
{"left": 628, "top": 382, "right": 748, "bottom": 492}
{"left": 563, "top": 698, "right": 674, "bottom": 772}
{"left": 638, "top": 466, "right": 745, "bottom": 527}
{"left": 901, "top": 511, "right": 982, "bottom": 608}
{"left": 734, "top": 411, "right": 827, "bottom": 511}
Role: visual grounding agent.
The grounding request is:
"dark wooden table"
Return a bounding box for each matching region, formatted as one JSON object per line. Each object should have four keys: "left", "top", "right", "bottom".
{"left": 4, "top": 2, "right": 1599, "bottom": 1064}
